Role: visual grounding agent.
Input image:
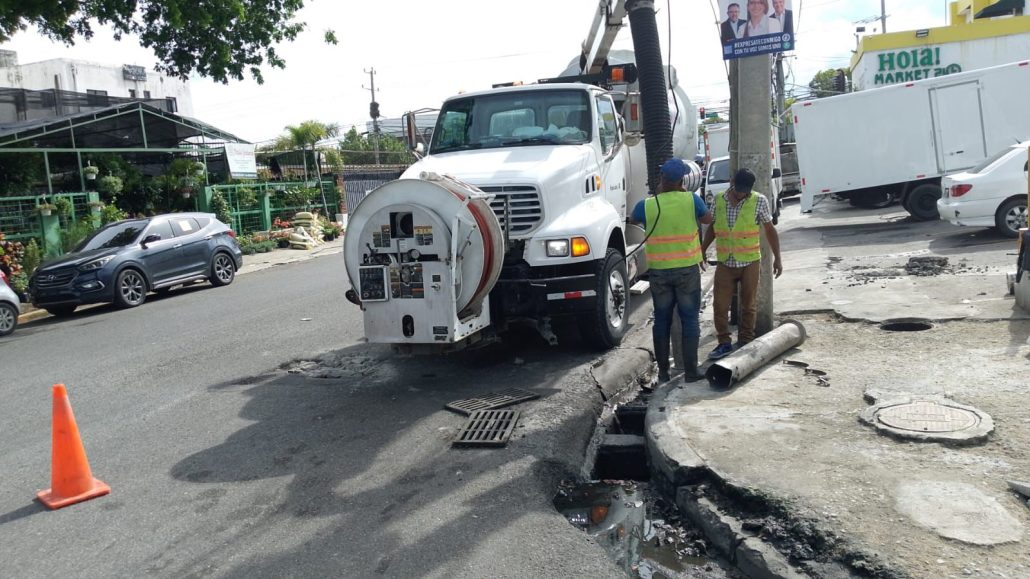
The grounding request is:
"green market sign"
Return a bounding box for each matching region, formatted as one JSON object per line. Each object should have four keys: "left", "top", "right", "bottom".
{"left": 874, "top": 48, "right": 962, "bottom": 85}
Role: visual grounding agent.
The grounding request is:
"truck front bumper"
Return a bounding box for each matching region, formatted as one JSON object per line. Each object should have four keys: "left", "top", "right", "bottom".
{"left": 494, "top": 273, "right": 599, "bottom": 316}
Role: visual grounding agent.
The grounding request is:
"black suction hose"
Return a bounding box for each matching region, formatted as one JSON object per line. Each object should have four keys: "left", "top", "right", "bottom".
{"left": 627, "top": 0, "right": 672, "bottom": 192}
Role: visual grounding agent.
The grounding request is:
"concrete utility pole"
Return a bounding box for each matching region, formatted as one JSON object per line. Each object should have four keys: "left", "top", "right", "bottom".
{"left": 881, "top": 0, "right": 888, "bottom": 33}
{"left": 732, "top": 54, "right": 775, "bottom": 336}
{"left": 363, "top": 67, "right": 381, "bottom": 165}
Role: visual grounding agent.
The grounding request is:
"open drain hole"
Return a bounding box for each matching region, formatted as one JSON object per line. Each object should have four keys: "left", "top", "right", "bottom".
{"left": 880, "top": 319, "right": 934, "bottom": 332}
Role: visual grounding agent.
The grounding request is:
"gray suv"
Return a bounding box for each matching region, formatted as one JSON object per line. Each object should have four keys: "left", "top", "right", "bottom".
{"left": 29, "top": 212, "right": 242, "bottom": 316}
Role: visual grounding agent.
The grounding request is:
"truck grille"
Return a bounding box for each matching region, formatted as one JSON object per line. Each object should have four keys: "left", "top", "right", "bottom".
{"left": 34, "top": 269, "right": 76, "bottom": 288}
{"left": 479, "top": 185, "right": 543, "bottom": 235}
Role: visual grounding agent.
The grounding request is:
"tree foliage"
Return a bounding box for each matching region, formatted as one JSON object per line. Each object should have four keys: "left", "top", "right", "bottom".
{"left": 336, "top": 127, "right": 409, "bottom": 165}
{"left": 0, "top": 0, "right": 316, "bottom": 84}
{"left": 808, "top": 68, "right": 851, "bottom": 99}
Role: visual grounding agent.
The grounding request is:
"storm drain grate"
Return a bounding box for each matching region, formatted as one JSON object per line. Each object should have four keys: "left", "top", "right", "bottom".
{"left": 453, "top": 410, "right": 520, "bottom": 447}
{"left": 445, "top": 388, "right": 539, "bottom": 415}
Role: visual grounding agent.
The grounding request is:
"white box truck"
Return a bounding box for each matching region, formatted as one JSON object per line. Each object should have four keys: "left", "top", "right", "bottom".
{"left": 793, "top": 60, "right": 1030, "bottom": 219}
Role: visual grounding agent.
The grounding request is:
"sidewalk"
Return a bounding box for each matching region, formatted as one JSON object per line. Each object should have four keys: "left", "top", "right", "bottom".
{"left": 16, "top": 242, "right": 343, "bottom": 325}
{"left": 646, "top": 202, "right": 1030, "bottom": 577}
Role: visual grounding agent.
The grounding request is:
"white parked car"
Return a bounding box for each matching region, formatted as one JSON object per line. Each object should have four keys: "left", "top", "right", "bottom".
{"left": 702, "top": 156, "right": 732, "bottom": 208}
{"left": 0, "top": 268, "right": 20, "bottom": 337}
{"left": 938, "top": 141, "right": 1029, "bottom": 238}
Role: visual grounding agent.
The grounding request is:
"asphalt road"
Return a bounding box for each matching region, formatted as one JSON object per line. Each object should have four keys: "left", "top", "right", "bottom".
{"left": 0, "top": 255, "right": 637, "bottom": 578}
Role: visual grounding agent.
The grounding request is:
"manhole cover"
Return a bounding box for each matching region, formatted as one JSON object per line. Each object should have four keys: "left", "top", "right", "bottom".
{"left": 877, "top": 401, "right": 978, "bottom": 432}
{"left": 445, "top": 388, "right": 539, "bottom": 415}
{"left": 453, "top": 409, "right": 520, "bottom": 447}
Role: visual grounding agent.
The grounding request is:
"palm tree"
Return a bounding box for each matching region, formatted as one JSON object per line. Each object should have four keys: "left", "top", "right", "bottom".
{"left": 276, "top": 120, "right": 340, "bottom": 216}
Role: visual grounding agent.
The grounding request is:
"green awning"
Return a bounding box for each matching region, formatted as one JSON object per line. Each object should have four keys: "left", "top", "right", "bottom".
{"left": 975, "top": 0, "right": 1024, "bottom": 19}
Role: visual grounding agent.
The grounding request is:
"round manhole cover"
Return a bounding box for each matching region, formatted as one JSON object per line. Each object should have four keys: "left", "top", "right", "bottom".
{"left": 877, "top": 401, "right": 978, "bottom": 433}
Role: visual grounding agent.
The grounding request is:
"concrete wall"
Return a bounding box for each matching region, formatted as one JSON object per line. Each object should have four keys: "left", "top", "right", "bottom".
{"left": 0, "top": 56, "right": 193, "bottom": 116}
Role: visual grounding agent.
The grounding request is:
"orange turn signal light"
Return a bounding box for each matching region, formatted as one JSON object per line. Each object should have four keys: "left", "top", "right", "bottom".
{"left": 571, "top": 237, "right": 590, "bottom": 257}
{"left": 590, "top": 505, "right": 609, "bottom": 524}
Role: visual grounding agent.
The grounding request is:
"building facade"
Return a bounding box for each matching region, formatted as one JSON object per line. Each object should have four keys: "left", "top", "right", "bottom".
{"left": 851, "top": 0, "right": 1030, "bottom": 91}
{"left": 0, "top": 50, "right": 193, "bottom": 116}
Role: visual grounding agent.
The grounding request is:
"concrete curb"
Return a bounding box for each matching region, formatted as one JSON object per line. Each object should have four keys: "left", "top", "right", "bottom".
{"left": 16, "top": 243, "right": 344, "bottom": 325}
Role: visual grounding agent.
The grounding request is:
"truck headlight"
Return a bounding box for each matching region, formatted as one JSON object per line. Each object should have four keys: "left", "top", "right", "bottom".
{"left": 546, "top": 240, "right": 569, "bottom": 257}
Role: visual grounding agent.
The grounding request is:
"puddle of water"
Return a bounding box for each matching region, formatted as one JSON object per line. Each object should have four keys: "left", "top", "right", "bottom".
{"left": 556, "top": 481, "right": 731, "bottom": 578}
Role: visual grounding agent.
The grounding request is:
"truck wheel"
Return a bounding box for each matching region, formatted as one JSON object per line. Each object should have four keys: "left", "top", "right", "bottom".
{"left": 994, "top": 198, "right": 1028, "bottom": 238}
{"left": 580, "top": 249, "right": 629, "bottom": 350}
{"left": 905, "top": 184, "right": 941, "bottom": 221}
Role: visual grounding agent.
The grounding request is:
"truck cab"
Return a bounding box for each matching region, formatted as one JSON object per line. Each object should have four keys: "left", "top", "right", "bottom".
{"left": 402, "top": 83, "right": 634, "bottom": 349}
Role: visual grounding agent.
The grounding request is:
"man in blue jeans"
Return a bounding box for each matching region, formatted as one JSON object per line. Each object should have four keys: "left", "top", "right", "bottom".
{"left": 632, "top": 159, "right": 713, "bottom": 382}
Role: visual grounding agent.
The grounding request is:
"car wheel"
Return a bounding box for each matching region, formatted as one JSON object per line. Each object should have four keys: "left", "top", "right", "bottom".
{"left": 113, "top": 269, "right": 147, "bottom": 308}
{"left": 579, "top": 249, "right": 629, "bottom": 351}
{"left": 0, "top": 302, "right": 17, "bottom": 336}
{"left": 210, "top": 252, "right": 236, "bottom": 287}
{"left": 906, "top": 184, "right": 941, "bottom": 221}
{"left": 45, "top": 305, "right": 77, "bottom": 317}
{"left": 994, "top": 198, "right": 1028, "bottom": 239}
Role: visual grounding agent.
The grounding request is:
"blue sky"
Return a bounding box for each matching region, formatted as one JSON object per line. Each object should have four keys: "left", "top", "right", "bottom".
{"left": 1, "top": 0, "right": 951, "bottom": 143}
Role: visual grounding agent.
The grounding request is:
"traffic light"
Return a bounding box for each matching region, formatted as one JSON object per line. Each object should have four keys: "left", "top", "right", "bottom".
{"left": 370, "top": 101, "right": 380, "bottom": 119}
{"left": 699, "top": 106, "right": 705, "bottom": 120}
{"left": 833, "top": 69, "right": 847, "bottom": 94}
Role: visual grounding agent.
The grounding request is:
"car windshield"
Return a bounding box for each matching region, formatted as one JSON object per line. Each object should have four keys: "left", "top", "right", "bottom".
{"left": 430, "top": 89, "right": 591, "bottom": 154}
{"left": 968, "top": 147, "right": 1018, "bottom": 174}
{"left": 75, "top": 220, "right": 148, "bottom": 252}
{"left": 708, "top": 160, "right": 731, "bottom": 183}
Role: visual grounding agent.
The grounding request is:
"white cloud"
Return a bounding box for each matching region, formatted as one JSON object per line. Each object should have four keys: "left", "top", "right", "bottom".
{"left": 1, "top": 0, "right": 950, "bottom": 141}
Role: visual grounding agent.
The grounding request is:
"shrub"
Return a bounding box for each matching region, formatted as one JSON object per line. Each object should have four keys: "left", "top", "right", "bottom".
{"left": 62, "top": 218, "right": 96, "bottom": 253}
{"left": 97, "top": 175, "right": 124, "bottom": 196}
{"left": 210, "top": 192, "right": 233, "bottom": 226}
{"left": 22, "top": 239, "right": 42, "bottom": 276}
{"left": 100, "top": 201, "right": 128, "bottom": 224}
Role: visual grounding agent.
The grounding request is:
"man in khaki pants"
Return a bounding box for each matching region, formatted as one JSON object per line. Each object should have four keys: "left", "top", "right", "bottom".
{"left": 701, "top": 168, "right": 783, "bottom": 359}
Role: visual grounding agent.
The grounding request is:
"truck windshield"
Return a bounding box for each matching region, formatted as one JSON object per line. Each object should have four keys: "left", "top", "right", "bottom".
{"left": 430, "top": 89, "right": 591, "bottom": 154}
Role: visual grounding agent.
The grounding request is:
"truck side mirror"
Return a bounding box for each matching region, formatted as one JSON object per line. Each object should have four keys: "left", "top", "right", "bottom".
{"left": 415, "top": 143, "right": 425, "bottom": 155}
{"left": 772, "top": 168, "right": 782, "bottom": 178}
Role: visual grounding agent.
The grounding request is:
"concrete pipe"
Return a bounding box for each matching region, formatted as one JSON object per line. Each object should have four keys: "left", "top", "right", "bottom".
{"left": 705, "top": 320, "right": 807, "bottom": 389}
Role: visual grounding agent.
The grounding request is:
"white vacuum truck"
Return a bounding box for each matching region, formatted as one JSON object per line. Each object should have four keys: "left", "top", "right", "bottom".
{"left": 343, "top": 3, "right": 698, "bottom": 353}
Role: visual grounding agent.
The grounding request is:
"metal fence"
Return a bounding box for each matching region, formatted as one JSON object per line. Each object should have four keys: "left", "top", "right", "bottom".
{"left": 0, "top": 192, "right": 92, "bottom": 247}
{"left": 340, "top": 166, "right": 407, "bottom": 214}
{"left": 205, "top": 180, "right": 341, "bottom": 235}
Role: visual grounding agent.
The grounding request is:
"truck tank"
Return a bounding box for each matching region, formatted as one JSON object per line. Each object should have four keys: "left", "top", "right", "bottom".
{"left": 560, "top": 49, "right": 698, "bottom": 249}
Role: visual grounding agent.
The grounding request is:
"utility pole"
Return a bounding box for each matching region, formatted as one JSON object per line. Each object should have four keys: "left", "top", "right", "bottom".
{"left": 363, "top": 67, "right": 381, "bottom": 165}
{"left": 775, "top": 53, "right": 790, "bottom": 143}
{"left": 732, "top": 54, "right": 775, "bottom": 336}
{"left": 881, "top": 0, "right": 888, "bottom": 33}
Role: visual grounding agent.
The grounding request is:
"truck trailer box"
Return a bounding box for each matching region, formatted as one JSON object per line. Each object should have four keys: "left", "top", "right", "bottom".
{"left": 794, "top": 60, "right": 1030, "bottom": 215}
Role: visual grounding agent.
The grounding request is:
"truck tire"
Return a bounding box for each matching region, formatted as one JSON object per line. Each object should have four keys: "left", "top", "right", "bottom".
{"left": 580, "top": 249, "right": 629, "bottom": 350}
{"left": 994, "top": 197, "right": 1028, "bottom": 238}
{"left": 905, "top": 184, "right": 941, "bottom": 221}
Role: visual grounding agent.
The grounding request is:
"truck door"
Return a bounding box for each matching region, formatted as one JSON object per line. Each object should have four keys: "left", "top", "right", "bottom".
{"left": 930, "top": 82, "right": 987, "bottom": 173}
{"left": 595, "top": 95, "right": 627, "bottom": 219}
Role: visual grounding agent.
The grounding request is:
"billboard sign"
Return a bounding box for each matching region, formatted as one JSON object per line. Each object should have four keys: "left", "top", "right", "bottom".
{"left": 224, "top": 143, "right": 257, "bottom": 180}
{"left": 719, "top": 0, "right": 794, "bottom": 60}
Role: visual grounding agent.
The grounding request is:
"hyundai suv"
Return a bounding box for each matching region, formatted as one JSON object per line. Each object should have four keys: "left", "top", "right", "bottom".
{"left": 29, "top": 213, "right": 242, "bottom": 316}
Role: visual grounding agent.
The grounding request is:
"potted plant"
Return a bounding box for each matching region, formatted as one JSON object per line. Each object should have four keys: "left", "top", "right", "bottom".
{"left": 87, "top": 200, "right": 105, "bottom": 213}
{"left": 83, "top": 165, "right": 100, "bottom": 181}
{"left": 36, "top": 202, "right": 56, "bottom": 216}
{"left": 192, "top": 161, "right": 206, "bottom": 176}
{"left": 54, "top": 197, "right": 73, "bottom": 217}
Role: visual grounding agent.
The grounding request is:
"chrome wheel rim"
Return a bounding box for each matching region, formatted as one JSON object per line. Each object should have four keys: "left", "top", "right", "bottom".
{"left": 214, "top": 255, "right": 234, "bottom": 283}
{"left": 606, "top": 270, "right": 627, "bottom": 329}
{"left": 1005, "top": 205, "right": 1027, "bottom": 233}
{"left": 0, "top": 305, "right": 14, "bottom": 332}
{"left": 120, "top": 272, "right": 145, "bottom": 305}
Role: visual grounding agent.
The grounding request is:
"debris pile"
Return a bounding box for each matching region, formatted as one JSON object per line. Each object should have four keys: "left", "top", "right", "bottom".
{"left": 905, "top": 256, "right": 949, "bottom": 276}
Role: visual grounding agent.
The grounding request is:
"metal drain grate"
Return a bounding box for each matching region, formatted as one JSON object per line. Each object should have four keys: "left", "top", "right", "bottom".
{"left": 445, "top": 388, "right": 539, "bottom": 415}
{"left": 453, "top": 410, "right": 520, "bottom": 447}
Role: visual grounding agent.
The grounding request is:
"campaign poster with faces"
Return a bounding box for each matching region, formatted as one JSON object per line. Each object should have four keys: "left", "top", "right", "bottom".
{"left": 718, "top": 0, "right": 794, "bottom": 60}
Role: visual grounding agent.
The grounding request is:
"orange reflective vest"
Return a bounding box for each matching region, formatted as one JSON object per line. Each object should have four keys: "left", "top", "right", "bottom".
{"left": 644, "top": 191, "right": 703, "bottom": 269}
{"left": 714, "top": 193, "right": 761, "bottom": 263}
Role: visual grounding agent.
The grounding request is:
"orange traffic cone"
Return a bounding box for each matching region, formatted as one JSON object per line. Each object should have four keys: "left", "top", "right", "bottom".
{"left": 36, "top": 384, "right": 110, "bottom": 509}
